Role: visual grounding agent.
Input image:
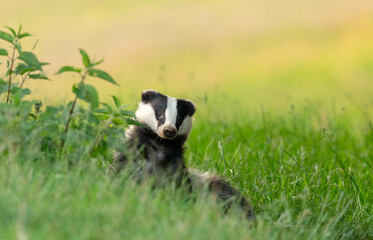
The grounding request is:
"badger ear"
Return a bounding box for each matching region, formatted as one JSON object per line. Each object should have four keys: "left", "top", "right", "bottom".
{"left": 186, "top": 100, "right": 196, "bottom": 116}
{"left": 141, "top": 89, "right": 158, "bottom": 103}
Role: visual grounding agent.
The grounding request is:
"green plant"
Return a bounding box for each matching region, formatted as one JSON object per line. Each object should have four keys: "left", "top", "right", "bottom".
{"left": 0, "top": 25, "right": 48, "bottom": 104}
{"left": 0, "top": 25, "right": 136, "bottom": 166}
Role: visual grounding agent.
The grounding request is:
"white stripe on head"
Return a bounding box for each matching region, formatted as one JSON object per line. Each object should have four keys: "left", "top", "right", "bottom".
{"left": 135, "top": 102, "right": 158, "bottom": 132}
{"left": 165, "top": 96, "right": 177, "bottom": 126}
{"left": 177, "top": 116, "right": 193, "bottom": 136}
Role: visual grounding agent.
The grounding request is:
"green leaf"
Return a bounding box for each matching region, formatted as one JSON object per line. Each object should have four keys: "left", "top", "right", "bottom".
{"left": 72, "top": 82, "right": 99, "bottom": 110}
{"left": 85, "top": 84, "right": 99, "bottom": 110}
{"left": 14, "top": 63, "right": 36, "bottom": 75}
{"left": 72, "top": 82, "right": 85, "bottom": 99}
{"left": 18, "top": 52, "right": 43, "bottom": 70}
{"left": 95, "top": 108, "right": 110, "bottom": 114}
{"left": 18, "top": 32, "right": 32, "bottom": 39}
{"left": 91, "top": 57, "right": 104, "bottom": 67}
{"left": 29, "top": 73, "right": 50, "bottom": 80}
{"left": 126, "top": 119, "right": 142, "bottom": 126}
{"left": 32, "top": 39, "right": 39, "bottom": 51}
{"left": 79, "top": 49, "right": 91, "bottom": 67}
{"left": 5, "top": 26, "right": 16, "bottom": 37}
{"left": 120, "top": 109, "right": 136, "bottom": 118}
{"left": 18, "top": 24, "right": 22, "bottom": 36}
{"left": 13, "top": 88, "right": 22, "bottom": 106}
{"left": 0, "top": 49, "right": 8, "bottom": 56}
{"left": 112, "top": 117, "right": 126, "bottom": 126}
{"left": 100, "top": 102, "right": 113, "bottom": 114}
{"left": 96, "top": 114, "right": 110, "bottom": 120}
{"left": 0, "top": 78, "right": 7, "bottom": 95}
{"left": 0, "top": 31, "right": 14, "bottom": 43}
{"left": 112, "top": 95, "right": 121, "bottom": 109}
{"left": 11, "top": 87, "right": 31, "bottom": 96}
{"left": 23, "top": 88, "right": 32, "bottom": 96}
{"left": 88, "top": 69, "right": 117, "bottom": 85}
{"left": 56, "top": 66, "right": 81, "bottom": 74}
{"left": 11, "top": 87, "right": 31, "bottom": 105}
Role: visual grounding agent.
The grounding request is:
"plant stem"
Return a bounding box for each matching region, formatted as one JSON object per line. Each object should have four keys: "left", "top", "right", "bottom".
{"left": 19, "top": 74, "right": 28, "bottom": 88}
{"left": 59, "top": 70, "right": 87, "bottom": 153}
{"left": 60, "top": 95, "right": 78, "bottom": 153}
{"left": 19, "top": 80, "right": 25, "bottom": 88}
{"left": 6, "top": 44, "right": 17, "bottom": 103}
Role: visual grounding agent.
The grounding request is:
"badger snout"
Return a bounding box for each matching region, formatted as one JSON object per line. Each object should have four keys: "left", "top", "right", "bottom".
{"left": 162, "top": 125, "right": 177, "bottom": 139}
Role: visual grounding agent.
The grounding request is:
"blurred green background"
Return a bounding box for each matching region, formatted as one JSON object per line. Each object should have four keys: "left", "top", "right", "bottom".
{"left": 1, "top": 0, "right": 373, "bottom": 112}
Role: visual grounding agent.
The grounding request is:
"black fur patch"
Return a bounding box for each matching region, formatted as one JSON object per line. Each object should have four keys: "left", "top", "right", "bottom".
{"left": 141, "top": 90, "right": 168, "bottom": 127}
{"left": 131, "top": 126, "right": 188, "bottom": 186}
{"left": 141, "top": 90, "right": 159, "bottom": 104}
{"left": 176, "top": 100, "right": 196, "bottom": 129}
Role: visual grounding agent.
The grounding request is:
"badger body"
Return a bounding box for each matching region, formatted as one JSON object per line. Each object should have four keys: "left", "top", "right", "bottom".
{"left": 112, "top": 90, "right": 194, "bottom": 186}
{"left": 111, "top": 90, "right": 254, "bottom": 219}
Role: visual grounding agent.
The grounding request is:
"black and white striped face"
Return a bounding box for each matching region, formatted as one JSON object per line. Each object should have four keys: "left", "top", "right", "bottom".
{"left": 135, "top": 90, "right": 196, "bottom": 139}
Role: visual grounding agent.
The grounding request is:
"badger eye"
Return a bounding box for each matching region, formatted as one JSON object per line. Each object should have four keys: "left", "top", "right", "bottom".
{"left": 156, "top": 111, "right": 163, "bottom": 118}
{"left": 176, "top": 116, "right": 183, "bottom": 125}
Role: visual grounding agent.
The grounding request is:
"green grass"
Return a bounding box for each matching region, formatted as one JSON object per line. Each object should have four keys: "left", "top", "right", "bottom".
{"left": 1, "top": 1, "right": 373, "bottom": 239}
{"left": 1, "top": 98, "right": 372, "bottom": 239}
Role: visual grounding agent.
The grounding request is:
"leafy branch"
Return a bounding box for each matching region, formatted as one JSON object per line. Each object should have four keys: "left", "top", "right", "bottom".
{"left": 0, "top": 25, "right": 49, "bottom": 103}
{"left": 0, "top": 24, "right": 137, "bottom": 169}
{"left": 57, "top": 49, "right": 118, "bottom": 153}
{"left": 90, "top": 96, "right": 139, "bottom": 156}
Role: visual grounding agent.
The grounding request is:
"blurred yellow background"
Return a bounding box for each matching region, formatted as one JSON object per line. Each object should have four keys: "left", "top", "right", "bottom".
{"left": 1, "top": 0, "right": 373, "bottom": 112}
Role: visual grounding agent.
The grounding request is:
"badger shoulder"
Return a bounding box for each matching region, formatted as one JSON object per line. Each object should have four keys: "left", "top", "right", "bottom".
{"left": 187, "top": 168, "right": 254, "bottom": 219}
{"left": 108, "top": 126, "right": 141, "bottom": 175}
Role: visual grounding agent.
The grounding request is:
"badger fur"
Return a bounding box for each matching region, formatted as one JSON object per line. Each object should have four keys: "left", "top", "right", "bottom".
{"left": 110, "top": 89, "right": 254, "bottom": 219}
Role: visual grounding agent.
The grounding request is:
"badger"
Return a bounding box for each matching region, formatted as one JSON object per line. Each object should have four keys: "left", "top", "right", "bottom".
{"left": 110, "top": 89, "right": 254, "bottom": 219}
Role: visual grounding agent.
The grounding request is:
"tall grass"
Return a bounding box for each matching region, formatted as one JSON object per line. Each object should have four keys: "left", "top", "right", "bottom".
{"left": 1, "top": 98, "right": 372, "bottom": 239}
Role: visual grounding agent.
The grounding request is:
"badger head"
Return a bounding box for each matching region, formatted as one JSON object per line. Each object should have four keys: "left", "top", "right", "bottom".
{"left": 135, "top": 89, "right": 196, "bottom": 139}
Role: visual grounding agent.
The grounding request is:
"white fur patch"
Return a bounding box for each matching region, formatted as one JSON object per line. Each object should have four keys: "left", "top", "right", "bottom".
{"left": 187, "top": 168, "right": 212, "bottom": 189}
{"left": 178, "top": 116, "right": 193, "bottom": 136}
{"left": 135, "top": 102, "right": 158, "bottom": 132}
{"left": 165, "top": 96, "right": 177, "bottom": 126}
{"left": 125, "top": 125, "right": 135, "bottom": 139}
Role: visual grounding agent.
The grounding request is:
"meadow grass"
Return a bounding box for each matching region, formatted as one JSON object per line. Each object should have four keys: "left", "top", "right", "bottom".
{"left": 1, "top": 1, "right": 373, "bottom": 239}
{"left": 0, "top": 97, "right": 372, "bottom": 240}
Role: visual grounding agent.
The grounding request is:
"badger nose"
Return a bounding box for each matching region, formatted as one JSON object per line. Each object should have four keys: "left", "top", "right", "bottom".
{"left": 163, "top": 126, "right": 177, "bottom": 138}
